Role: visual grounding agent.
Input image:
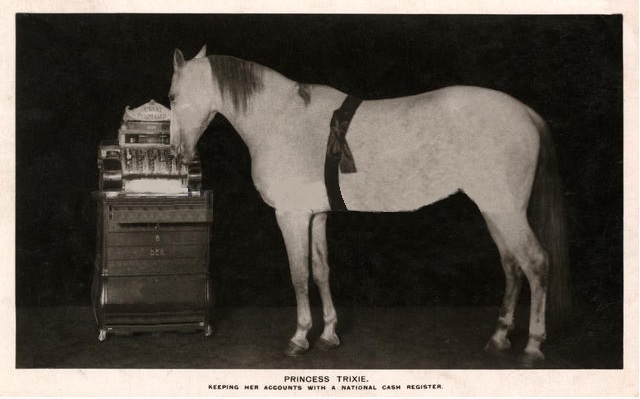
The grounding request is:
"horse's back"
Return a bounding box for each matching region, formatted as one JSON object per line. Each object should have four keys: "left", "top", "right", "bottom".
{"left": 341, "top": 86, "right": 541, "bottom": 212}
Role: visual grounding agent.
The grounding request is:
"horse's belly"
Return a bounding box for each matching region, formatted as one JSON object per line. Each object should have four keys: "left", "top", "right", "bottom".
{"left": 339, "top": 158, "right": 459, "bottom": 212}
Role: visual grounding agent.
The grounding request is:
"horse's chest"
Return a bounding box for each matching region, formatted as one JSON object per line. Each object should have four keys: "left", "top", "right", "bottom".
{"left": 250, "top": 142, "right": 328, "bottom": 212}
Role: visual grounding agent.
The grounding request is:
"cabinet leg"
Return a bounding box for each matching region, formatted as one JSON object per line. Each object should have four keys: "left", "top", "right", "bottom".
{"left": 204, "top": 324, "right": 214, "bottom": 337}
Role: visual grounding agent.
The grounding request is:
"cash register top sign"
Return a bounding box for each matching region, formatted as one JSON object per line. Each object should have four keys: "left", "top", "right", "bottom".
{"left": 119, "top": 100, "right": 171, "bottom": 147}
{"left": 122, "top": 99, "right": 171, "bottom": 121}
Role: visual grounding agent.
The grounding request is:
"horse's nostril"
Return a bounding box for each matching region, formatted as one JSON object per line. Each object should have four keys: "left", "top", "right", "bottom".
{"left": 182, "top": 154, "right": 193, "bottom": 165}
{"left": 170, "top": 144, "right": 183, "bottom": 157}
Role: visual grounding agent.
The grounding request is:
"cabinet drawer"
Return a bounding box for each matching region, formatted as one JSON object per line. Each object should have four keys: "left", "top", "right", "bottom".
{"left": 109, "top": 204, "right": 212, "bottom": 224}
{"left": 100, "top": 274, "right": 210, "bottom": 314}
{"left": 105, "top": 259, "right": 207, "bottom": 276}
{"left": 106, "top": 244, "right": 207, "bottom": 261}
{"left": 107, "top": 221, "right": 210, "bottom": 233}
{"left": 107, "top": 229, "right": 208, "bottom": 247}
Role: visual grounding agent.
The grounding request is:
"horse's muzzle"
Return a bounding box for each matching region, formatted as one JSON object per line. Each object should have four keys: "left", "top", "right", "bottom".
{"left": 181, "top": 154, "right": 195, "bottom": 166}
{"left": 170, "top": 144, "right": 182, "bottom": 158}
{"left": 171, "top": 144, "right": 192, "bottom": 165}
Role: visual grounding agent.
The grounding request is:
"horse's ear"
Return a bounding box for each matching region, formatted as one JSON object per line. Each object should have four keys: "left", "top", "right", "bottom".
{"left": 173, "top": 49, "right": 185, "bottom": 70}
{"left": 194, "top": 44, "right": 207, "bottom": 59}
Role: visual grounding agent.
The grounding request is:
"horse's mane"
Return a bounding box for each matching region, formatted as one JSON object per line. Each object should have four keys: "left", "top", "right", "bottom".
{"left": 207, "top": 55, "right": 264, "bottom": 113}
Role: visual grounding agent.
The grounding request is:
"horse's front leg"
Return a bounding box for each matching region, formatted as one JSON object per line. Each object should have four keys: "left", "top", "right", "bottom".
{"left": 310, "top": 213, "right": 340, "bottom": 351}
{"left": 276, "top": 210, "right": 313, "bottom": 356}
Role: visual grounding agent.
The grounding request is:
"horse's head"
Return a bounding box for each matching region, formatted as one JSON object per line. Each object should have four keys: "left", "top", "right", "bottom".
{"left": 169, "top": 44, "right": 217, "bottom": 164}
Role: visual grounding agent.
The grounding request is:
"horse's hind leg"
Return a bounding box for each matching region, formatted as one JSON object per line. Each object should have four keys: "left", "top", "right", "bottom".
{"left": 310, "top": 213, "right": 340, "bottom": 350}
{"left": 483, "top": 231, "right": 523, "bottom": 354}
{"left": 276, "top": 210, "right": 313, "bottom": 356}
{"left": 481, "top": 211, "right": 549, "bottom": 365}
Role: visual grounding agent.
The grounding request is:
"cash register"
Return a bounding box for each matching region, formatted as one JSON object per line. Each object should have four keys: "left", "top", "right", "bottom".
{"left": 92, "top": 100, "right": 213, "bottom": 341}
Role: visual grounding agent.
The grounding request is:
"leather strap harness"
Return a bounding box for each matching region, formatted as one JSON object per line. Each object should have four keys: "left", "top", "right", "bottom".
{"left": 324, "top": 95, "right": 362, "bottom": 211}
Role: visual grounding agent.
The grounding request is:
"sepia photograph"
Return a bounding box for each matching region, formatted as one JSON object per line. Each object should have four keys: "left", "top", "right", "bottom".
{"left": 1, "top": 0, "right": 638, "bottom": 396}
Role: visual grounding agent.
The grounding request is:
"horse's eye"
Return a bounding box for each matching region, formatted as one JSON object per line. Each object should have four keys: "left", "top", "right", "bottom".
{"left": 168, "top": 94, "right": 175, "bottom": 103}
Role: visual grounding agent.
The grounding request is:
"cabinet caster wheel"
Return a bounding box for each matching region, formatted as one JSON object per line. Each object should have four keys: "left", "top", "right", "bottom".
{"left": 98, "top": 329, "right": 107, "bottom": 342}
{"left": 204, "top": 324, "right": 214, "bottom": 337}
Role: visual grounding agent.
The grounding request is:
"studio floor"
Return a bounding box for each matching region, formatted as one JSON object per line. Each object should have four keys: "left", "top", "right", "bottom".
{"left": 15, "top": 306, "right": 620, "bottom": 369}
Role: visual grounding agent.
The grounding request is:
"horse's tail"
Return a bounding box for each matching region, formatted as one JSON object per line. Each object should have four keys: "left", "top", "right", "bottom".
{"left": 526, "top": 108, "right": 572, "bottom": 327}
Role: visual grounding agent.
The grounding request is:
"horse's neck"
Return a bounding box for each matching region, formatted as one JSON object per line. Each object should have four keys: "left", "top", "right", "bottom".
{"left": 219, "top": 69, "right": 299, "bottom": 152}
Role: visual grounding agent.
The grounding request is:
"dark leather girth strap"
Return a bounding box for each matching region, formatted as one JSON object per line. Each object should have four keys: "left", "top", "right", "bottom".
{"left": 324, "top": 95, "right": 362, "bottom": 211}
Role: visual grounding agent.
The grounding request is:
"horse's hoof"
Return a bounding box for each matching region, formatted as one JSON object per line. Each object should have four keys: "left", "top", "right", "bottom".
{"left": 315, "top": 337, "right": 340, "bottom": 351}
{"left": 484, "top": 338, "right": 511, "bottom": 355}
{"left": 284, "top": 341, "right": 309, "bottom": 357}
{"left": 519, "top": 350, "right": 545, "bottom": 368}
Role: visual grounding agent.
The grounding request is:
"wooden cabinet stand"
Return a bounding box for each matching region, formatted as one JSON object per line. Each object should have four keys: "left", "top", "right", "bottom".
{"left": 91, "top": 192, "right": 214, "bottom": 341}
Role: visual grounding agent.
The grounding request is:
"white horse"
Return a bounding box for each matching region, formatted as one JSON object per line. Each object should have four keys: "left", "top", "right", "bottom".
{"left": 168, "top": 45, "right": 570, "bottom": 365}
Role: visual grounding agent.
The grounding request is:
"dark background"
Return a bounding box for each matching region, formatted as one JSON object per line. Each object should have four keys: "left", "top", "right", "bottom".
{"left": 16, "top": 14, "right": 622, "bottom": 341}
